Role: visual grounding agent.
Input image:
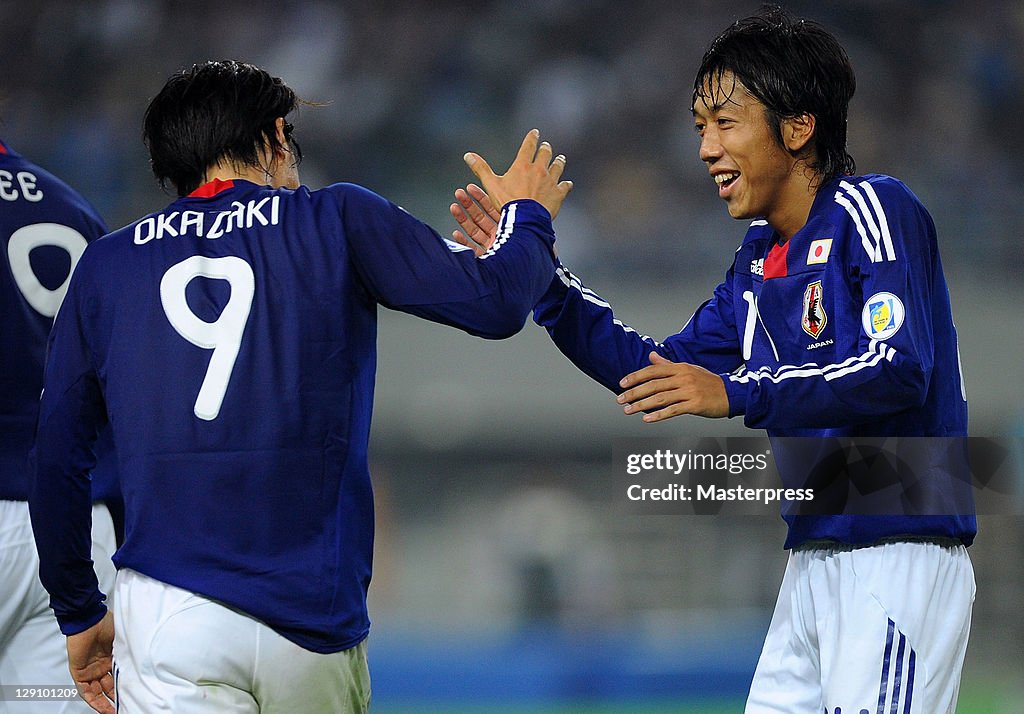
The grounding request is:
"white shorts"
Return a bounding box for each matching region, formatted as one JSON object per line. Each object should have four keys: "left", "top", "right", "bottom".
{"left": 745, "top": 540, "right": 975, "bottom": 714}
{"left": 112, "top": 569, "right": 370, "bottom": 713}
{"left": 0, "top": 500, "right": 117, "bottom": 714}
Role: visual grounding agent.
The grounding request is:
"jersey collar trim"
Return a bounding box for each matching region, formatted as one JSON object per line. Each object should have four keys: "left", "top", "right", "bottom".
{"left": 189, "top": 178, "right": 236, "bottom": 198}
{"left": 763, "top": 239, "right": 789, "bottom": 280}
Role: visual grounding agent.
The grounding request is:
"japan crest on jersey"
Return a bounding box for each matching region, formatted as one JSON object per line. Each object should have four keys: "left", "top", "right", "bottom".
{"left": 802, "top": 280, "right": 827, "bottom": 338}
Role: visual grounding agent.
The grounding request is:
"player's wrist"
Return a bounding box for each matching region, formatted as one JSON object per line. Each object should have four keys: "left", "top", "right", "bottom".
{"left": 721, "top": 374, "right": 747, "bottom": 418}
{"left": 57, "top": 602, "right": 108, "bottom": 637}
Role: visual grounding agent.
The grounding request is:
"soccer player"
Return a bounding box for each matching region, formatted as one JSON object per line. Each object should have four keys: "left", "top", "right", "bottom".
{"left": 451, "top": 8, "right": 975, "bottom": 713}
{"left": 29, "top": 60, "right": 571, "bottom": 714}
{"left": 0, "top": 136, "right": 119, "bottom": 713}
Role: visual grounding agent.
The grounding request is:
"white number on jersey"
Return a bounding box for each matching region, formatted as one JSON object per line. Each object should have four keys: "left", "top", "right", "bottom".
{"left": 7, "top": 222, "right": 88, "bottom": 317}
{"left": 160, "top": 256, "right": 255, "bottom": 421}
{"left": 741, "top": 290, "right": 757, "bottom": 361}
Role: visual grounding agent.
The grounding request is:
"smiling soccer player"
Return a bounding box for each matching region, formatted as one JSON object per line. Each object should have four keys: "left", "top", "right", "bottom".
{"left": 451, "top": 7, "right": 975, "bottom": 712}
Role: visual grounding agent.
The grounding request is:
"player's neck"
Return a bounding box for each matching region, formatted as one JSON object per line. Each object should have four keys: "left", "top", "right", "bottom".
{"left": 768, "top": 165, "right": 820, "bottom": 244}
{"left": 201, "top": 159, "right": 275, "bottom": 188}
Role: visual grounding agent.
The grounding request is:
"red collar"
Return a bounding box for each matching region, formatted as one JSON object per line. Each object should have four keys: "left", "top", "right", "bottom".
{"left": 763, "top": 239, "right": 789, "bottom": 280}
{"left": 188, "top": 178, "right": 235, "bottom": 198}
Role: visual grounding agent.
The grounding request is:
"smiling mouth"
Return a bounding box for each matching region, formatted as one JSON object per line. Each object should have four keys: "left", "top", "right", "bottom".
{"left": 715, "top": 172, "right": 739, "bottom": 189}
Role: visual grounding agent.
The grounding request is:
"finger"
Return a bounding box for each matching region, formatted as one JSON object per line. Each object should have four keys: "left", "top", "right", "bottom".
{"left": 452, "top": 230, "right": 485, "bottom": 256}
{"left": 619, "top": 377, "right": 679, "bottom": 406}
{"left": 513, "top": 129, "right": 540, "bottom": 165}
{"left": 623, "top": 390, "right": 690, "bottom": 417}
{"left": 465, "top": 183, "right": 490, "bottom": 203}
{"left": 482, "top": 194, "right": 501, "bottom": 221}
{"left": 559, "top": 179, "right": 574, "bottom": 197}
{"left": 449, "top": 201, "right": 473, "bottom": 230}
{"left": 449, "top": 202, "right": 475, "bottom": 232}
{"left": 464, "top": 224, "right": 493, "bottom": 250}
{"left": 641, "top": 404, "right": 688, "bottom": 423}
{"left": 450, "top": 196, "right": 478, "bottom": 223}
{"left": 649, "top": 351, "right": 673, "bottom": 365}
{"left": 460, "top": 190, "right": 497, "bottom": 230}
{"left": 463, "top": 152, "right": 497, "bottom": 186}
{"left": 617, "top": 380, "right": 661, "bottom": 405}
{"left": 455, "top": 189, "right": 492, "bottom": 228}
{"left": 535, "top": 140, "right": 554, "bottom": 168}
{"left": 449, "top": 207, "right": 489, "bottom": 251}
{"left": 451, "top": 197, "right": 494, "bottom": 241}
{"left": 100, "top": 671, "right": 116, "bottom": 701}
{"left": 549, "top": 154, "right": 567, "bottom": 182}
{"left": 620, "top": 381, "right": 682, "bottom": 414}
{"left": 467, "top": 183, "right": 501, "bottom": 221}
{"left": 77, "top": 684, "right": 115, "bottom": 714}
{"left": 619, "top": 364, "right": 676, "bottom": 389}
{"left": 465, "top": 183, "right": 488, "bottom": 201}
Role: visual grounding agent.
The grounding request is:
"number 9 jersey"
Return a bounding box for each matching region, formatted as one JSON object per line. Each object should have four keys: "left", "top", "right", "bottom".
{"left": 31, "top": 178, "right": 558, "bottom": 651}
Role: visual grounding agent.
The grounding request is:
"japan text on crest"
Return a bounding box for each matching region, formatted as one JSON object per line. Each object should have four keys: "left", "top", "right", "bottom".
{"left": 802, "top": 280, "right": 827, "bottom": 338}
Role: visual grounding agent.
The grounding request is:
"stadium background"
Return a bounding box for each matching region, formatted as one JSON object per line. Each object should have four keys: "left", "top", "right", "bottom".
{"left": 2, "top": 0, "right": 1021, "bottom": 710}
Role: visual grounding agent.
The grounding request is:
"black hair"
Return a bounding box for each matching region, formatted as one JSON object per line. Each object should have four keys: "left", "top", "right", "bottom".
{"left": 143, "top": 60, "right": 303, "bottom": 196}
{"left": 693, "top": 5, "right": 856, "bottom": 183}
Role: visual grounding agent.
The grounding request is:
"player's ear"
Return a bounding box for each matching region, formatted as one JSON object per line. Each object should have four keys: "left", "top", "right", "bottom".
{"left": 271, "top": 118, "right": 289, "bottom": 156}
{"left": 782, "top": 113, "right": 815, "bottom": 154}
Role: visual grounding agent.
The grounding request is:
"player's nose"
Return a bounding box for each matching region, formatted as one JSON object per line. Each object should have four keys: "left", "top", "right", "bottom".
{"left": 699, "top": 130, "right": 722, "bottom": 163}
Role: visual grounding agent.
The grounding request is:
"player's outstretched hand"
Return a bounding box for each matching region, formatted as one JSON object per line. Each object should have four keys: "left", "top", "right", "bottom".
{"left": 66, "top": 611, "right": 116, "bottom": 714}
{"left": 463, "top": 129, "right": 573, "bottom": 220}
{"left": 450, "top": 183, "right": 501, "bottom": 256}
{"left": 617, "top": 352, "right": 729, "bottom": 421}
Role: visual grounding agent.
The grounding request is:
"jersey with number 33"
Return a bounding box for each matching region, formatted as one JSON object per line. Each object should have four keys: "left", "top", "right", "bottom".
{"left": 0, "top": 139, "right": 107, "bottom": 499}
{"left": 31, "top": 178, "right": 557, "bottom": 651}
{"left": 534, "top": 174, "right": 975, "bottom": 548}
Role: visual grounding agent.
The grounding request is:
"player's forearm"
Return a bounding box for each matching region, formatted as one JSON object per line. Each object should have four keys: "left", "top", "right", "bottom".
{"left": 534, "top": 265, "right": 663, "bottom": 393}
{"left": 29, "top": 449, "right": 107, "bottom": 634}
{"left": 29, "top": 324, "right": 109, "bottom": 633}
{"left": 389, "top": 199, "right": 557, "bottom": 339}
{"left": 454, "top": 199, "right": 558, "bottom": 338}
{"left": 725, "top": 345, "right": 929, "bottom": 429}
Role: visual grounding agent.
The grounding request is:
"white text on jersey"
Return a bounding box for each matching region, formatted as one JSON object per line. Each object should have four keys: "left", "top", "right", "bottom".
{"left": 0, "top": 170, "right": 44, "bottom": 202}
{"left": 134, "top": 196, "right": 281, "bottom": 245}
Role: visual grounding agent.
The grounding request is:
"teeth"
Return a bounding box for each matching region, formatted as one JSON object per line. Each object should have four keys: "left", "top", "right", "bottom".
{"left": 715, "top": 173, "right": 738, "bottom": 185}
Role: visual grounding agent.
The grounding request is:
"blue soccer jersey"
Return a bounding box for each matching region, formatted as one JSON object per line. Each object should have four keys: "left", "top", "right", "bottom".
{"left": 31, "top": 178, "right": 557, "bottom": 649}
{"left": 534, "top": 174, "right": 976, "bottom": 548}
{"left": 0, "top": 138, "right": 111, "bottom": 501}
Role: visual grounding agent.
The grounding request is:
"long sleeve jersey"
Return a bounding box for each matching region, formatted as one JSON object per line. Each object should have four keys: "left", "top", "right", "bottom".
{"left": 534, "top": 174, "right": 975, "bottom": 549}
{"left": 30, "top": 178, "right": 557, "bottom": 651}
{"left": 0, "top": 138, "right": 118, "bottom": 503}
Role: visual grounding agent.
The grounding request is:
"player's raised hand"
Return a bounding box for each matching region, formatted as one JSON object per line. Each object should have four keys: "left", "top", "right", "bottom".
{"left": 616, "top": 352, "right": 729, "bottom": 421}
{"left": 449, "top": 183, "right": 501, "bottom": 256}
{"left": 463, "top": 129, "right": 573, "bottom": 219}
{"left": 65, "top": 611, "right": 116, "bottom": 713}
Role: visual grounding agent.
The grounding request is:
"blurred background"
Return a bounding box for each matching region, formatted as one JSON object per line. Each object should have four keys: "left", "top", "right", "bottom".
{"left": 2, "top": 0, "right": 1021, "bottom": 710}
